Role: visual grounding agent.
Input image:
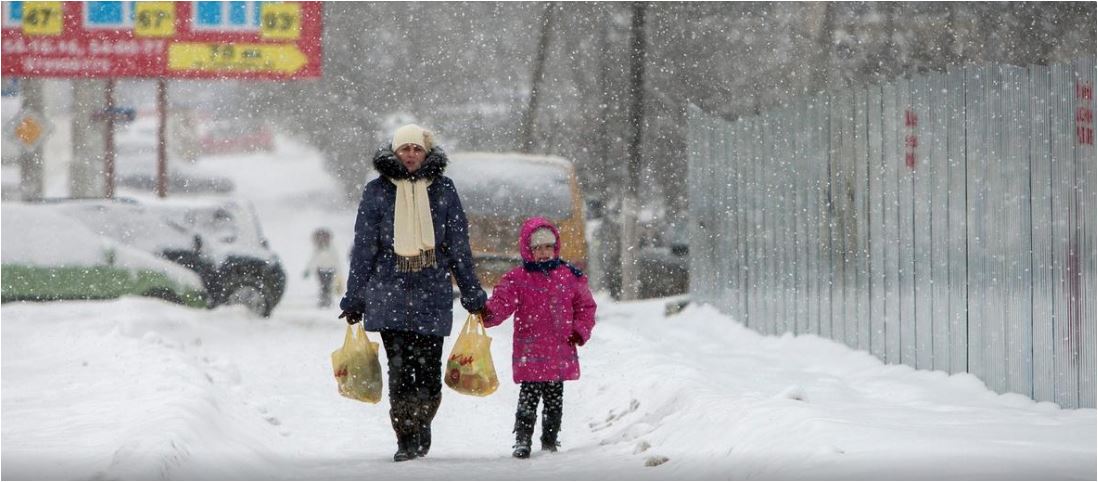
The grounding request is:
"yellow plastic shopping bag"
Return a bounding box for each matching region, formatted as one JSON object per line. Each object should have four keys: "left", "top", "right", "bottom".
{"left": 331, "top": 323, "right": 383, "bottom": 404}
{"left": 445, "top": 314, "right": 499, "bottom": 396}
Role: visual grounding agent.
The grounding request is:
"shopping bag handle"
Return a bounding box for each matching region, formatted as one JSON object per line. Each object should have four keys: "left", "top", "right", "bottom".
{"left": 344, "top": 323, "right": 372, "bottom": 347}
{"left": 462, "top": 313, "right": 487, "bottom": 336}
{"left": 343, "top": 324, "right": 356, "bottom": 347}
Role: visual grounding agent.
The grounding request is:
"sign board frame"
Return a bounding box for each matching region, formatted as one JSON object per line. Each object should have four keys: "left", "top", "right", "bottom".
{"left": 1, "top": 1, "right": 322, "bottom": 80}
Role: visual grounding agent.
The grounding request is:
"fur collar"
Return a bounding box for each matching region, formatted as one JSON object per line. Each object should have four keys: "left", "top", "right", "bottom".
{"left": 372, "top": 145, "right": 448, "bottom": 181}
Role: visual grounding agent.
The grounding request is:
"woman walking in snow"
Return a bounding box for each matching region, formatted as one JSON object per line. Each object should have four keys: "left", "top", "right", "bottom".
{"left": 482, "top": 217, "right": 597, "bottom": 458}
{"left": 339, "top": 124, "right": 487, "bottom": 462}
{"left": 303, "top": 228, "right": 342, "bottom": 308}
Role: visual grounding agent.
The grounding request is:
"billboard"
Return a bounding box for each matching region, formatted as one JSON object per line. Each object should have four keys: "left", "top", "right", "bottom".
{"left": 1, "top": 1, "right": 322, "bottom": 79}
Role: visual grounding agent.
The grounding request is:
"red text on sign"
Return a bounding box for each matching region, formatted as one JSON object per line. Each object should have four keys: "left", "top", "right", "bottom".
{"left": 903, "top": 108, "right": 918, "bottom": 169}
{"left": 1076, "top": 81, "right": 1094, "bottom": 146}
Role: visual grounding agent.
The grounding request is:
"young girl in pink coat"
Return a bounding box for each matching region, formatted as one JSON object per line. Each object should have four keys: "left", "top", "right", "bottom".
{"left": 483, "top": 217, "right": 597, "bottom": 458}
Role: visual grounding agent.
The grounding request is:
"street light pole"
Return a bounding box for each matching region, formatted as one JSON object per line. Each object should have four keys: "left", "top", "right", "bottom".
{"left": 104, "top": 78, "right": 116, "bottom": 199}
{"left": 620, "top": 1, "right": 647, "bottom": 301}
{"left": 18, "top": 78, "right": 44, "bottom": 200}
{"left": 157, "top": 78, "right": 168, "bottom": 198}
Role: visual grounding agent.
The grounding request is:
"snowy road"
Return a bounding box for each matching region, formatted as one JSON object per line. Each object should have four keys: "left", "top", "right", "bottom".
{"left": 2, "top": 138, "right": 1094, "bottom": 480}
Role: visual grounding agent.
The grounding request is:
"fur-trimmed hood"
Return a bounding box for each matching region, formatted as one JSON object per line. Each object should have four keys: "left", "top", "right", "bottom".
{"left": 372, "top": 145, "right": 448, "bottom": 181}
{"left": 519, "top": 217, "right": 560, "bottom": 263}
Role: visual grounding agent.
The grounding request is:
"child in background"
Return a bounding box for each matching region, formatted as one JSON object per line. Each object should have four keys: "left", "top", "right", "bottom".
{"left": 304, "top": 228, "right": 342, "bottom": 308}
{"left": 482, "top": 217, "right": 597, "bottom": 458}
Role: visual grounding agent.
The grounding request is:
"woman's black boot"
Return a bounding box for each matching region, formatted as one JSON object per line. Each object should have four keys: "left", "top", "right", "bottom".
{"left": 416, "top": 394, "right": 441, "bottom": 457}
{"left": 390, "top": 398, "right": 420, "bottom": 462}
{"left": 394, "top": 432, "right": 420, "bottom": 462}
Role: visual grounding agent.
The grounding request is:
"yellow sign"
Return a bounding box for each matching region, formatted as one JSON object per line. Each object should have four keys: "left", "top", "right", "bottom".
{"left": 5, "top": 110, "right": 53, "bottom": 152}
{"left": 260, "top": 3, "right": 301, "bottom": 40}
{"left": 15, "top": 117, "right": 44, "bottom": 146}
{"left": 134, "top": 2, "right": 176, "bottom": 37}
{"left": 168, "top": 42, "right": 308, "bottom": 74}
{"left": 22, "top": 2, "right": 63, "bottom": 36}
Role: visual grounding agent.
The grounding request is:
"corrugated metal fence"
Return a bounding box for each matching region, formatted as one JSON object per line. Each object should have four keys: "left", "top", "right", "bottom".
{"left": 687, "top": 60, "right": 1096, "bottom": 408}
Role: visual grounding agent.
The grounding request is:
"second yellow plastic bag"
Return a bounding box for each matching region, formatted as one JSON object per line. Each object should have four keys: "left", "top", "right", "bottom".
{"left": 331, "top": 323, "right": 383, "bottom": 404}
{"left": 445, "top": 314, "right": 499, "bottom": 396}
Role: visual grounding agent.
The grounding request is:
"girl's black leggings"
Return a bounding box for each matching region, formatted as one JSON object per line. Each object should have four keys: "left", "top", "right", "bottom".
{"left": 380, "top": 329, "right": 443, "bottom": 402}
{"left": 515, "top": 381, "right": 564, "bottom": 440}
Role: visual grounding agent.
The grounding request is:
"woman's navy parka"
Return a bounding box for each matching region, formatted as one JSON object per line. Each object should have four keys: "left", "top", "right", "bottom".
{"left": 339, "top": 146, "right": 487, "bottom": 337}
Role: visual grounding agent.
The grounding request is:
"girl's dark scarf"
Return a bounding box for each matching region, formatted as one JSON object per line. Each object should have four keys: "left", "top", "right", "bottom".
{"left": 523, "top": 258, "right": 584, "bottom": 278}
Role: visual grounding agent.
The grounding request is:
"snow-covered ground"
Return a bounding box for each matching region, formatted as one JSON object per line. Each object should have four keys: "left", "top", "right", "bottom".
{"left": 2, "top": 137, "right": 1095, "bottom": 480}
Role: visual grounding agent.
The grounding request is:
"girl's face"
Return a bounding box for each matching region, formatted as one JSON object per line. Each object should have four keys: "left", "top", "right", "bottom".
{"left": 532, "top": 243, "right": 555, "bottom": 262}
{"left": 396, "top": 144, "right": 427, "bottom": 173}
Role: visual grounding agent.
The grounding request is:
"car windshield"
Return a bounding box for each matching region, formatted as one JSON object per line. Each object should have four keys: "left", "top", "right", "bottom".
{"left": 447, "top": 156, "right": 573, "bottom": 219}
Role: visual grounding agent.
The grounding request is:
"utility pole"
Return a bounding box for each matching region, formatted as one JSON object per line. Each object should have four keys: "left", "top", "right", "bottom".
{"left": 156, "top": 78, "right": 168, "bottom": 198}
{"left": 620, "top": 1, "right": 647, "bottom": 300}
{"left": 591, "top": 4, "right": 615, "bottom": 295}
{"left": 104, "top": 79, "right": 116, "bottom": 199}
{"left": 71, "top": 80, "right": 107, "bottom": 198}
{"left": 811, "top": 3, "right": 836, "bottom": 94}
{"left": 520, "top": 2, "right": 555, "bottom": 153}
{"left": 595, "top": 5, "right": 612, "bottom": 189}
{"left": 18, "top": 78, "right": 45, "bottom": 201}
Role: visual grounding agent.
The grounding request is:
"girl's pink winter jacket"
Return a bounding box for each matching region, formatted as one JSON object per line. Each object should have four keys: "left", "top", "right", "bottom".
{"left": 483, "top": 217, "right": 597, "bottom": 383}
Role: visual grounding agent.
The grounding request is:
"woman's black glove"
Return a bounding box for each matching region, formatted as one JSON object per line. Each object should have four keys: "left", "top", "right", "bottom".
{"left": 339, "top": 310, "right": 362, "bottom": 325}
{"left": 460, "top": 290, "right": 487, "bottom": 314}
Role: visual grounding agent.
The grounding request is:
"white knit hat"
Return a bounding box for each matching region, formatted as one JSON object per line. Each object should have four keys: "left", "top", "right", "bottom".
{"left": 529, "top": 227, "right": 556, "bottom": 248}
{"left": 391, "top": 124, "right": 433, "bottom": 152}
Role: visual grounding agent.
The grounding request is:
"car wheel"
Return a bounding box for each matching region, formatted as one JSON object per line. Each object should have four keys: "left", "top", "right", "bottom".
{"left": 225, "top": 280, "right": 270, "bottom": 317}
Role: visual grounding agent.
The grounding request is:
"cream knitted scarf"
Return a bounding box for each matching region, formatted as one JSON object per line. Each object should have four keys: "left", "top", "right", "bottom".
{"left": 389, "top": 177, "right": 436, "bottom": 272}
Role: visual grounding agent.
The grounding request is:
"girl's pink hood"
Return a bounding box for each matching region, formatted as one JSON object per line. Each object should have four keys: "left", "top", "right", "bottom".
{"left": 518, "top": 217, "right": 561, "bottom": 262}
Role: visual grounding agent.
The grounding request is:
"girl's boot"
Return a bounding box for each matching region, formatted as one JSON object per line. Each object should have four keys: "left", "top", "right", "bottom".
{"left": 540, "top": 383, "right": 563, "bottom": 452}
{"left": 513, "top": 385, "right": 538, "bottom": 458}
{"left": 512, "top": 429, "right": 533, "bottom": 459}
{"left": 540, "top": 415, "right": 560, "bottom": 452}
{"left": 512, "top": 407, "right": 536, "bottom": 459}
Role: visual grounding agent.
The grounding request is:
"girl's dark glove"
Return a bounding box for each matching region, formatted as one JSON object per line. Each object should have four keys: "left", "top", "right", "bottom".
{"left": 568, "top": 332, "right": 584, "bottom": 347}
{"left": 339, "top": 310, "right": 362, "bottom": 325}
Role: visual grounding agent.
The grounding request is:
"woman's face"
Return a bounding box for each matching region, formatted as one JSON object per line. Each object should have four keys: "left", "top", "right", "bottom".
{"left": 396, "top": 144, "right": 427, "bottom": 173}
{"left": 532, "top": 243, "right": 555, "bottom": 262}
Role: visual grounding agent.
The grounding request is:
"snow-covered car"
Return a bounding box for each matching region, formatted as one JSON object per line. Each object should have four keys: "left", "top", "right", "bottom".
{"left": 447, "top": 152, "right": 588, "bottom": 288}
{"left": 13, "top": 197, "right": 287, "bottom": 317}
{"left": 1, "top": 203, "right": 206, "bottom": 306}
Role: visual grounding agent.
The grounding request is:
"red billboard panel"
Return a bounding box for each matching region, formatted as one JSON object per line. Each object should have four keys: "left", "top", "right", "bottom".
{"left": 1, "top": 1, "right": 322, "bottom": 80}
